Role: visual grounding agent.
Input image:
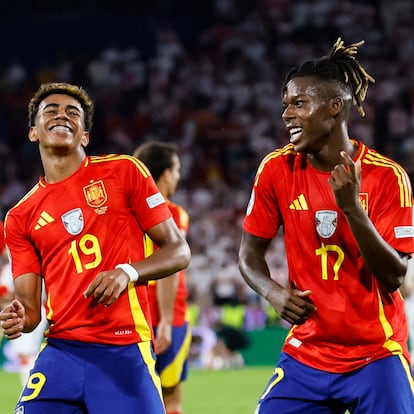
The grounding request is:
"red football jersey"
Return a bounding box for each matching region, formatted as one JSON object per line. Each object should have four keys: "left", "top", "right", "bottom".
{"left": 5, "top": 155, "right": 172, "bottom": 345}
{"left": 146, "top": 200, "right": 189, "bottom": 327}
{"left": 243, "top": 141, "right": 414, "bottom": 373}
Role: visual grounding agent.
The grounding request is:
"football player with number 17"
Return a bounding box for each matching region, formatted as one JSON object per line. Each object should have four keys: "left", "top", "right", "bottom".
{"left": 239, "top": 38, "right": 414, "bottom": 413}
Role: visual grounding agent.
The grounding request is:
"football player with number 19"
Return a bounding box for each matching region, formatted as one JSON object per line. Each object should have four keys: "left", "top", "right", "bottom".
{"left": 0, "top": 82, "right": 190, "bottom": 414}
{"left": 239, "top": 38, "right": 414, "bottom": 413}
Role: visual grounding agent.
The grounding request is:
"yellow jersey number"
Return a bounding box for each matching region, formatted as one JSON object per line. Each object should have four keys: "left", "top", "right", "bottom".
{"left": 68, "top": 234, "right": 102, "bottom": 273}
{"left": 315, "top": 242, "right": 344, "bottom": 280}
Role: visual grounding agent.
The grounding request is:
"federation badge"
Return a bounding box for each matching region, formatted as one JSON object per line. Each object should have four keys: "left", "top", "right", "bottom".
{"left": 315, "top": 210, "right": 337, "bottom": 238}
{"left": 62, "top": 208, "right": 84, "bottom": 235}
{"left": 83, "top": 180, "right": 107, "bottom": 208}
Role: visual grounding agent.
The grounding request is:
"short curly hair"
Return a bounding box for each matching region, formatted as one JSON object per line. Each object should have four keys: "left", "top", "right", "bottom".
{"left": 28, "top": 82, "right": 94, "bottom": 131}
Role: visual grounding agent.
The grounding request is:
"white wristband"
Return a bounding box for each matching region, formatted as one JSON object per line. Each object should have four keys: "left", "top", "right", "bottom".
{"left": 116, "top": 264, "right": 139, "bottom": 283}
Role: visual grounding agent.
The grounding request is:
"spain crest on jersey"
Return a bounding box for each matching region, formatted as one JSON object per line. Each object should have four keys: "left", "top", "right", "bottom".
{"left": 62, "top": 208, "right": 84, "bottom": 235}
{"left": 315, "top": 210, "right": 337, "bottom": 238}
{"left": 83, "top": 180, "right": 107, "bottom": 208}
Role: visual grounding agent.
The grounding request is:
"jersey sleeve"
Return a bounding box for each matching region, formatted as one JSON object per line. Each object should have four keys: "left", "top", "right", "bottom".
{"left": 242, "top": 155, "right": 282, "bottom": 239}
{"left": 370, "top": 165, "right": 414, "bottom": 254}
{"left": 4, "top": 209, "right": 42, "bottom": 278}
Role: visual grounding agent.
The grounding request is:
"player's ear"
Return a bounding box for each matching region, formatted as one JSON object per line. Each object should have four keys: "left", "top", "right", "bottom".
{"left": 330, "top": 96, "right": 344, "bottom": 116}
{"left": 29, "top": 126, "right": 38, "bottom": 142}
{"left": 81, "top": 132, "right": 90, "bottom": 147}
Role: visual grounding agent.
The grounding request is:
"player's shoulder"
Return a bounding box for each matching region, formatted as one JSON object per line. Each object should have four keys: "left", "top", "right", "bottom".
{"left": 88, "top": 154, "right": 151, "bottom": 177}
{"left": 361, "top": 144, "right": 402, "bottom": 167}
{"left": 257, "top": 143, "right": 297, "bottom": 174}
{"left": 360, "top": 144, "right": 408, "bottom": 176}
{"left": 6, "top": 183, "right": 42, "bottom": 215}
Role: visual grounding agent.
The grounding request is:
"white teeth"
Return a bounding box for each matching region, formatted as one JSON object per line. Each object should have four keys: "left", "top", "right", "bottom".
{"left": 51, "top": 126, "right": 70, "bottom": 132}
{"left": 290, "top": 127, "right": 302, "bottom": 135}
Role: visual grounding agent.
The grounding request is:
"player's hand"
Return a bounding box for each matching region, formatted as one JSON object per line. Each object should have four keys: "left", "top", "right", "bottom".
{"left": 154, "top": 320, "right": 172, "bottom": 355}
{"left": 83, "top": 268, "right": 130, "bottom": 306}
{"left": 328, "top": 151, "right": 362, "bottom": 213}
{"left": 267, "top": 287, "right": 316, "bottom": 325}
{"left": 0, "top": 299, "right": 26, "bottom": 340}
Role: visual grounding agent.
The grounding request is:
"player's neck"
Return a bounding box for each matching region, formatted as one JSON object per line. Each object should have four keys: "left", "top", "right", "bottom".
{"left": 41, "top": 151, "right": 86, "bottom": 184}
{"left": 307, "top": 140, "right": 358, "bottom": 172}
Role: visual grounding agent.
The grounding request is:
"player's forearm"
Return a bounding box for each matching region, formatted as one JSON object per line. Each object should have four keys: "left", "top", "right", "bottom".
{"left": 133, "top": 239, "right": 190, "bottom": 283}
{"left": 14, "top": 274, "right": 44, "bottom": 332}
{"left": 21, "top": 310, "right": 42, "bottom": 332}
{"left": 238, "top": 242, "right": 281, "bottom": 303}
{"left": 239, "top": 232, "right": 276, "bottom": 299}
{"left": 344, "top": 208, "right": 407, "bottom": 292}
{"left": 157, "top": 273, "right": 179, "bottom": 323}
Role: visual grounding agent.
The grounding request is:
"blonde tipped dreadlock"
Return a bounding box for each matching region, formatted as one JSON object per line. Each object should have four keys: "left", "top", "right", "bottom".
{"left": 282, "top": 37, "right": 375, "bottom": 117}
{"left": 328, "top": 38, "right": 375, "bottom": 116}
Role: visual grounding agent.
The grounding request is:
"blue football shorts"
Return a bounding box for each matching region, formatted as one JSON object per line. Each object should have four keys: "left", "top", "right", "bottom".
{"left": 154, "top": 321, "right": 191, "bottom": 388}
{"left": 255, "top": 352, "right": 414, "bottom": 414}
{"left": 14, "top": 337, "right": 165, "bottom": 414}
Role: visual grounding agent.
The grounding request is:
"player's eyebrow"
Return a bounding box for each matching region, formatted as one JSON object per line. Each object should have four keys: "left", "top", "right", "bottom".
{"left": 41, "top": 103, "right": 82, "bottom": 113}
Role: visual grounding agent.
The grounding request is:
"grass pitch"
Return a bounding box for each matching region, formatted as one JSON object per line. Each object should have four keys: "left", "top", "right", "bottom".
{"left": 0, "top": 370, "right": 21, "bottom": 414}
{"left": 0, "top": 366, "right": 272, "bottom": 414}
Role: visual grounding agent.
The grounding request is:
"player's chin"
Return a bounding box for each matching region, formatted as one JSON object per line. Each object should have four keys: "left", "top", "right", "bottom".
{"left": 291, "top": 141, "right": 307, "bottom": 153}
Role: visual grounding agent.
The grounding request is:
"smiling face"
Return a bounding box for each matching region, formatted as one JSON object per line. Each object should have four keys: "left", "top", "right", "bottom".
{"left": 28, "top": 93, "right": 89, "bottom": 153}
{"left": 282, "top": 76, "right": 339, "bottom": 154}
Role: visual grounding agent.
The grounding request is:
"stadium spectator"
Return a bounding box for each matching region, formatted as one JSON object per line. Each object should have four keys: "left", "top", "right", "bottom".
{"left": 0, "top": 82, "right": 190, "bottom": 413}
{"left": 133, "top": 140, "right": 191, "bottom": 414}
{"left": 238, "top": 38, "right": 414, "bottom": 413}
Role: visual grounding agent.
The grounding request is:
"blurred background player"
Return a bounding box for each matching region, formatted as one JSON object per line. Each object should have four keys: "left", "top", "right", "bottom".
{"left": 238, "top": 38, "right": 414, "bottom": 413}
{"left": 133, "top": 141, "right": 191, "bottom": 414}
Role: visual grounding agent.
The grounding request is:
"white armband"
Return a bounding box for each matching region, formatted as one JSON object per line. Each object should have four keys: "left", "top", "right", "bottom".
{"left": 115, "top": 263, "right": 139, "bottom": 283}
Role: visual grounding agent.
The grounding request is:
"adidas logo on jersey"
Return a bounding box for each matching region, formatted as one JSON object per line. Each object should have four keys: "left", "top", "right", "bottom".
{"left": 35, "top": 211, "right": 55, "bottom": 230}
{"left": 289, "top": 194, "right": 308, "bottom": 210}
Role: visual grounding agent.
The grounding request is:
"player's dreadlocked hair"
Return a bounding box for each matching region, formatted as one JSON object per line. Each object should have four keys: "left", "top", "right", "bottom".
{"left": 282, "top": 37, "right": 375, "bottom": 117}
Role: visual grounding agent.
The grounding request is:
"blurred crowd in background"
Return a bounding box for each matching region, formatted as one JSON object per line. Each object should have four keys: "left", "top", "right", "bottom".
{"left": 1, "top": 0, "right": 414, "bottom": 331}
